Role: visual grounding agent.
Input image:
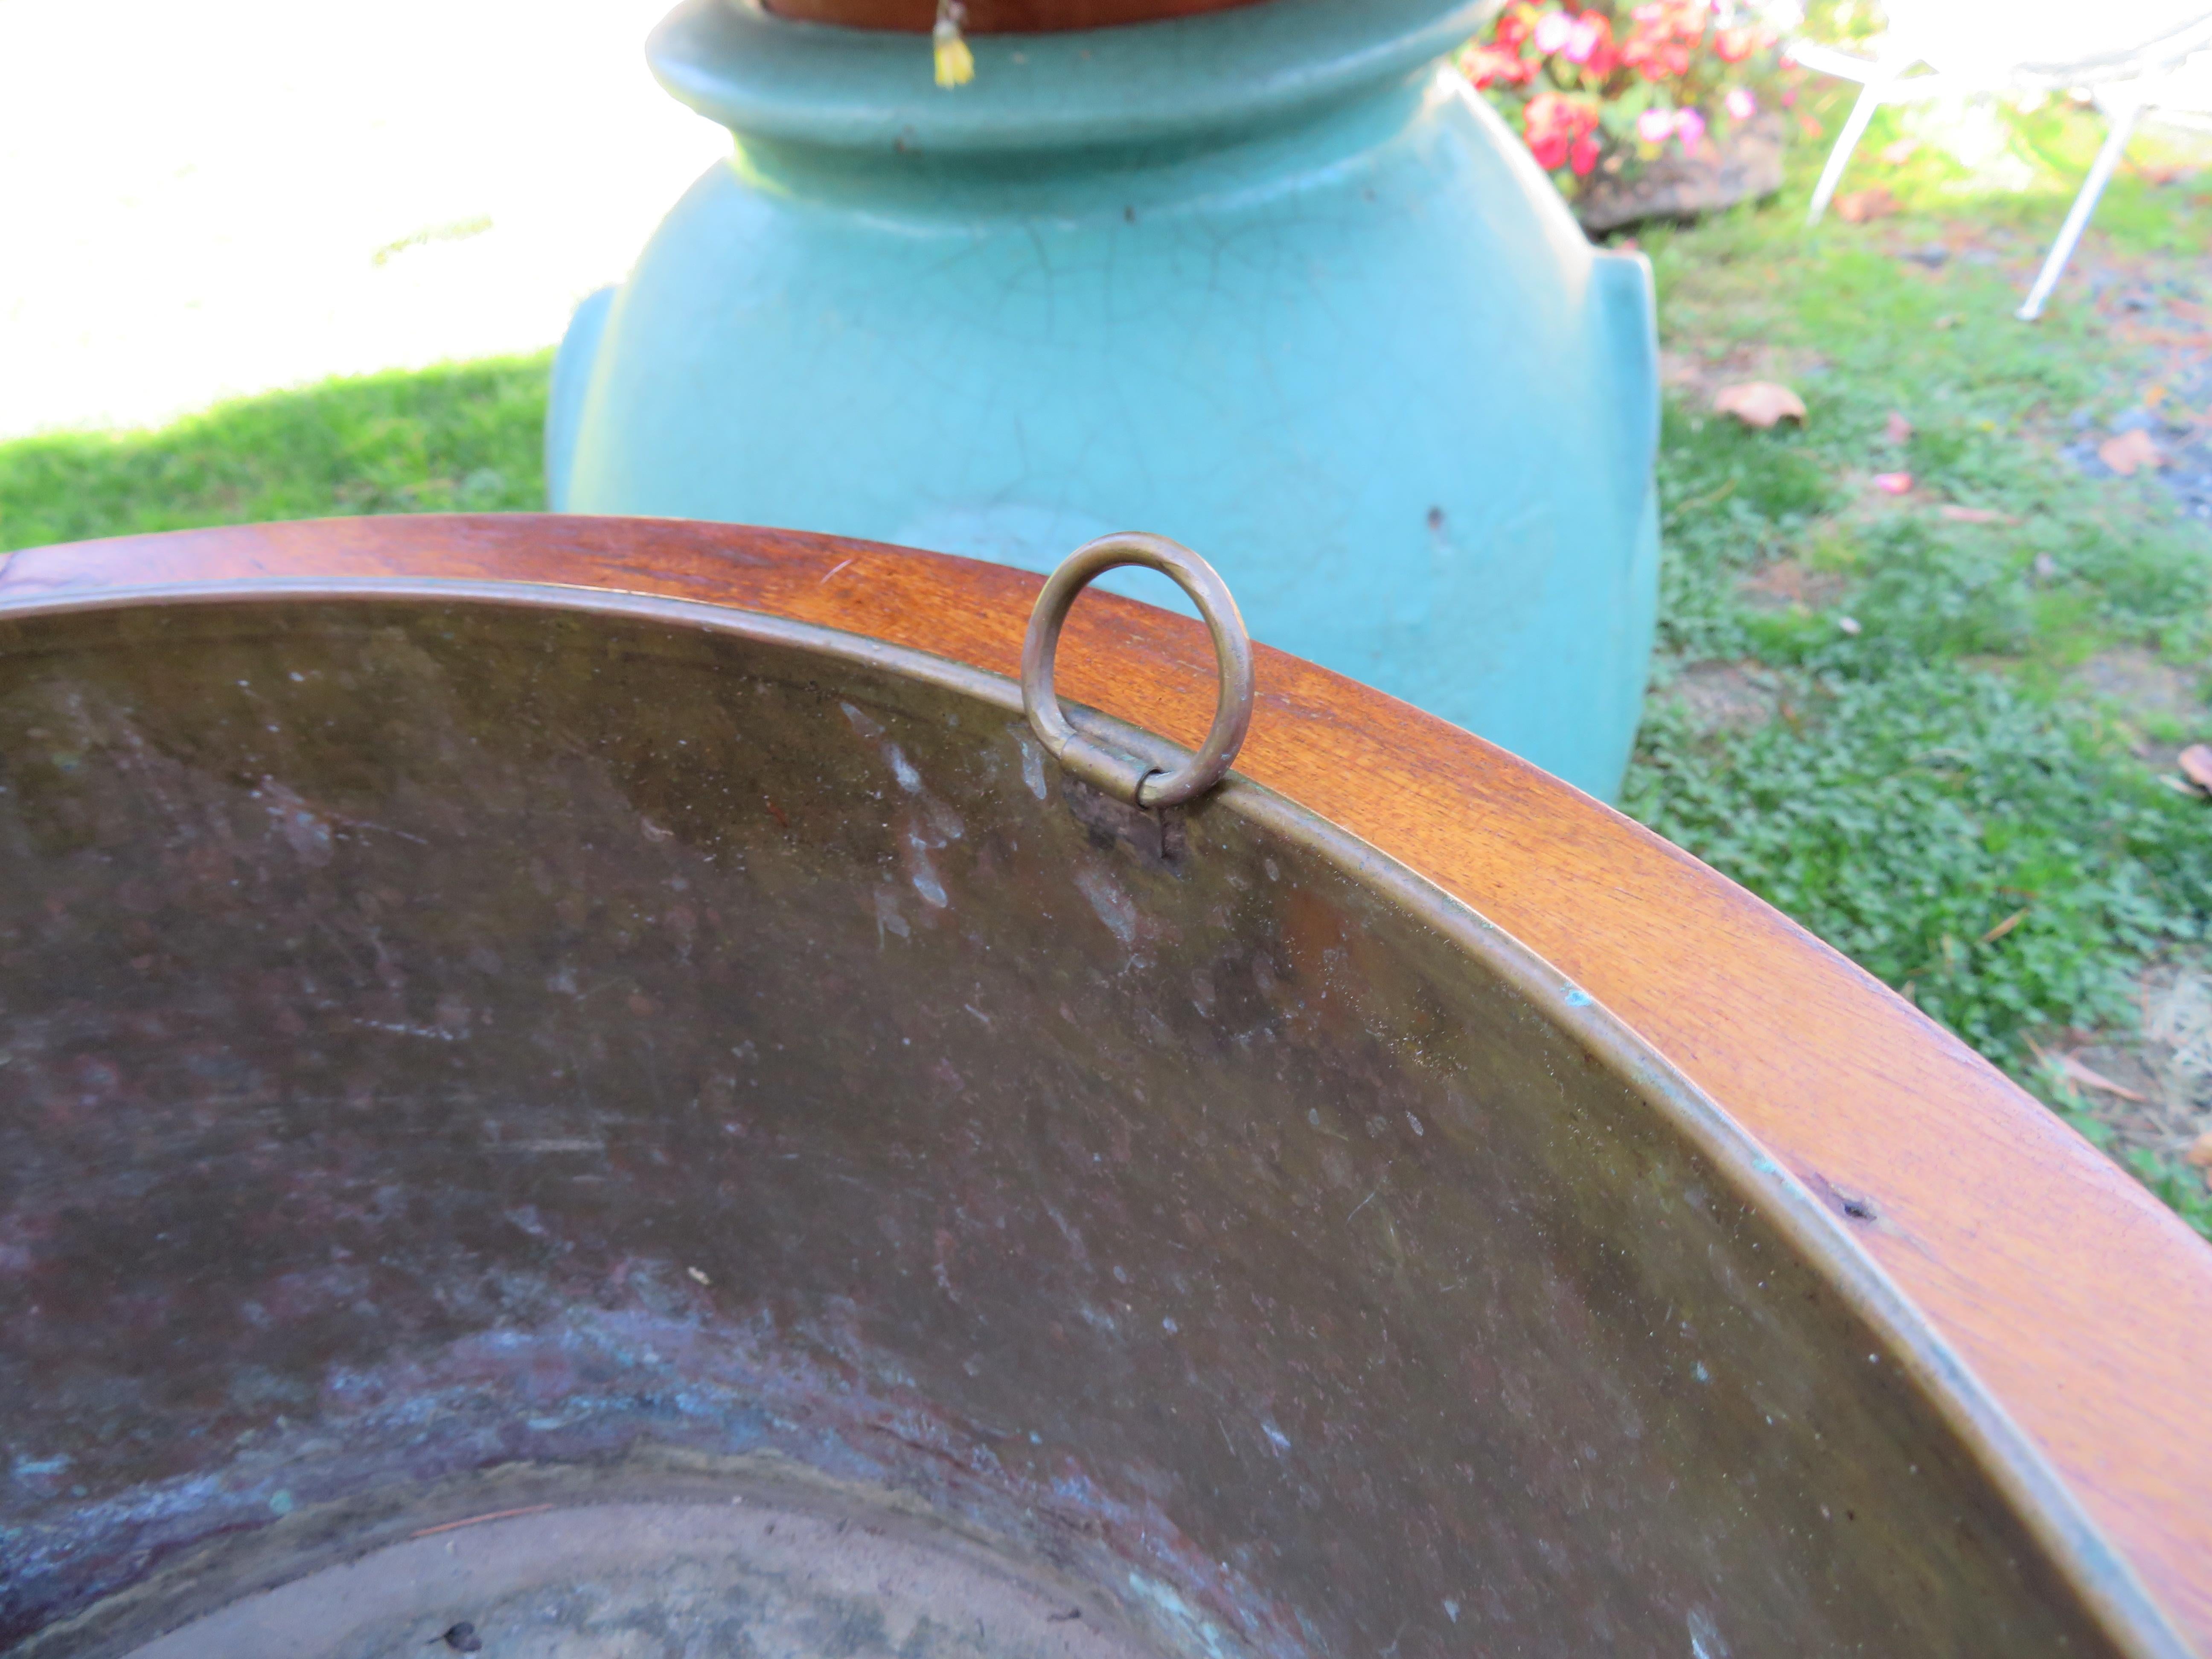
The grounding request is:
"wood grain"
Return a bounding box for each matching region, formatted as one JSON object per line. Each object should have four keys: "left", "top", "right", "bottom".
{"left": 6, "top": 513, "right": 2210, "bottom": 1649}
{"left": 758, "top": 0, "right": 1269, "bottom": 33}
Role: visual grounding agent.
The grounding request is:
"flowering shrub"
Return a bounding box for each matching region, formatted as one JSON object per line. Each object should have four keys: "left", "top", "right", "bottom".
{"left": 1461, "top": 2, "right": 1788, "bottom": 193}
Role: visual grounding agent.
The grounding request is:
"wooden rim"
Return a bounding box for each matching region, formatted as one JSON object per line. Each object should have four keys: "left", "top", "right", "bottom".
{"left": 758, "top": 0, "right": 1272, "bottom": 32}
{"left": 7, "top": 513, "right": 2212, "bottom": 1651}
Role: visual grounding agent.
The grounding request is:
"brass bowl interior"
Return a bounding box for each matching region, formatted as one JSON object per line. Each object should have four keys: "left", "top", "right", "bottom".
{"left": 0, "top": 593, "right": 2170, "bottom": 1659}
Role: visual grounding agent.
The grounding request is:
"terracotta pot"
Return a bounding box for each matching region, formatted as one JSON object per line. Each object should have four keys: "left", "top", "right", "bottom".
{"left": 762, "top": 0, "right": 1269, "bottom": 30}
{"left": 1575, "top": 110, "right": 1786, "bottom": 235}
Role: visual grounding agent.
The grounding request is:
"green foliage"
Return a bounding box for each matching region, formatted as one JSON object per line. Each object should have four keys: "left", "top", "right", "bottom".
{"left": 1664, "top": 404, "right": 1837, "bottom": 523}
{"left": 0, "top": 355, "right": 550, "bottom": 553}
{"left": 1653, "top": 405, "right": 1834, "bottom": 659}
{"left": 1633, "top": 96, "right": 2212, "bottom": 1236}
{"left": 2126, "top": 1145, "right": 2212, "bottom": 1239}
{"left": 1628, "top": 667, "right": 2212, "bottom": 1068}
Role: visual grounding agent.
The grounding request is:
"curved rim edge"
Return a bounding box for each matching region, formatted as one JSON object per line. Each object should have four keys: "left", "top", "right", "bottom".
{"left": 0, "top": 573, "right": 2192, "bottom": 1659}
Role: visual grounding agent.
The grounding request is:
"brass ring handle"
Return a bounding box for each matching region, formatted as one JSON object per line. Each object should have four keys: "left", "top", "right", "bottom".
{"left": 1020, "top": 533, "right": 1254, "bottom": 810}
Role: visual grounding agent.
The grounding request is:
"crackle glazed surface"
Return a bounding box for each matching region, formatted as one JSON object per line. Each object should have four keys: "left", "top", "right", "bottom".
{"left": 548, "top": 0, "right": 1659, "bottom": 798}
{"left": 0, "top": 595, "right": 2154, "bottom": 1658}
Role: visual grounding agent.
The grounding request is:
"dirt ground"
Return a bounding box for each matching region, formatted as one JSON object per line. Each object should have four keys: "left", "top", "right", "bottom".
{"left": 2057, "top": 961, "right": 2212, "bottom": 1175}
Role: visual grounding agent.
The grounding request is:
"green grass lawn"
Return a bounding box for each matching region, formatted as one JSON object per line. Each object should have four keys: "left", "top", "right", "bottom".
{"left": 2, "top": 86, "right": 2209, "bottom": 1237}
{"left": 0, "top": 356, "right": 550, "bottom": 548}
{"left": 1629, "top": 87, "right": 2212, "bottom": 1237}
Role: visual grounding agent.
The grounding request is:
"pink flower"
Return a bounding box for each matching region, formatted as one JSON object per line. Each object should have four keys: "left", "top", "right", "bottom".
{"left": 1725, "top": 87, "right": 1757, "bottom": 121}
{"left": 1552, "top": 12, "right": 1617, "bottom": 73}
{"left": 1622, "top": 22, "right": 1693, "bottom": 84}
{"left": 1462, "top": 45, "right": 1535, "bottom": 88}
{"left": 1714, "top": 24, "right": 1764, "bottom": 62}
{"left": 1524, "top": 91, "right": 1600, "bottom": 171}
{"left": 1570, "top": 132, "right": 1601, "bottom": 175}
{"left": 1872, "top": 472, "right": 1914, "bottom": 495}
{"left": 1636, "top": 106, "right": 1674, "bottom": 143}
{"left": 1674, "top": 106, "right": 1707, "bottom": 154}
{"left": 1533, "top": 10, "right": 1575, "bottom": 53}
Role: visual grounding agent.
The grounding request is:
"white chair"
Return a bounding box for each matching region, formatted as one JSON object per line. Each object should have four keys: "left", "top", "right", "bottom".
{"left": 1792, "top": 1, "right": 2212, "bottom": 319}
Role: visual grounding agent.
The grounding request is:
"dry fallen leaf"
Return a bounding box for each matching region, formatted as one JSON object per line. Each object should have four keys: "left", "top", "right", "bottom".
{"left": 2051, "top": 1051, "right": 2148, "bottom": 1102}
{"left": 1713, "top": 381, "right": 1806, "bottom": 428}
{"left": 1879, "top": 137, "right": 1921, "bottom": 166}
{"left": 1940, "top": 505, "right": 2017, "bottom": 525}
{"left": 2179, "top": 743, "right": 2212, "bottom": 792}
{"left": 1883, "top": 410, "right": 1913, "bottom": 444}
{"left": 1978, "top": 907, "right": 2029, "bottom": 945}
{"left": 1834, "top": 186, "right": 1899, "bottom": 223}
{"left": 2187, "top": 1130, "right": 2212, "bottom": 1169}
{"left": 1871, "top": 471, "right": 1913, "bottom": 495}
{"left": 2099, "top": 428, "right": 2163, "bottom": 476}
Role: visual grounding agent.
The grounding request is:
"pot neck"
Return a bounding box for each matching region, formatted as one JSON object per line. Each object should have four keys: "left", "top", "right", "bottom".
{"left": 757, "top": 0, "right": 1274, "bottom": 33}
{"left": 648, "top": 0, "right": 1490, "bottom": 163}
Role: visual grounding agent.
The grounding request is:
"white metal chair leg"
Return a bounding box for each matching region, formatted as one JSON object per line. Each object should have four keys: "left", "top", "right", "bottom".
{"left": 2017, "top": 99, "right": 2146, "bottom": 321}
{"left": 1807, "top": 76, "right": 1893, "bottom": 224}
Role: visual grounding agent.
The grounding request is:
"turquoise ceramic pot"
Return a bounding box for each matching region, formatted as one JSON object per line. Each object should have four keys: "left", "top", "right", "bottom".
{"left": 550, "top": 0, "right": 1659, "bottom": 797}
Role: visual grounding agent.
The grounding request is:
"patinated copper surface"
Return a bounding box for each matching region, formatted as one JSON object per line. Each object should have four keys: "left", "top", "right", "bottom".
{"left": 0, "top": 588, "right": 2183, "bottom": 1657}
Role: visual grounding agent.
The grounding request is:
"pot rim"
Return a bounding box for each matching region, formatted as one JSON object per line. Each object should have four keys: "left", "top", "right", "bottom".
{"left": 648, "top": 0, "right": 1492, "bottom": 157}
